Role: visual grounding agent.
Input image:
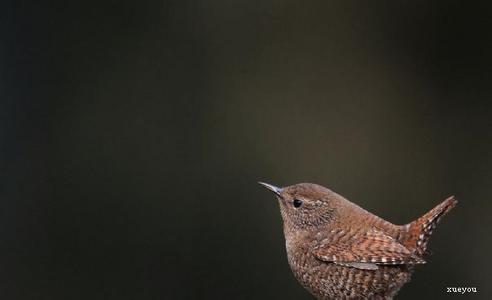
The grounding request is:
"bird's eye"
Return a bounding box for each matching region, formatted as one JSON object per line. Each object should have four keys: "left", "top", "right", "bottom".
{"left": 293, "top": 199, "right": 303, "bottom": 208}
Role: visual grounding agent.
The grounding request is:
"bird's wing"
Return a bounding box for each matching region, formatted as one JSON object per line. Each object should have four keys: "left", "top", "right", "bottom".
{"left": 313, "top": 229, "right": 425, "bottom": 270}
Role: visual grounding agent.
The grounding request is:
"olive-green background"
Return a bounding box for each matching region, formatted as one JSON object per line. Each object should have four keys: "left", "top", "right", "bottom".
{"left": 1, "top": 1, "right": 491, "bottom": 299}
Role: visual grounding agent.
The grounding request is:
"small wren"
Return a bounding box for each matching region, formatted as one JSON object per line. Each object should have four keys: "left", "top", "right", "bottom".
{"left": 259, "top": 182, "right": 457, "bottom": 299}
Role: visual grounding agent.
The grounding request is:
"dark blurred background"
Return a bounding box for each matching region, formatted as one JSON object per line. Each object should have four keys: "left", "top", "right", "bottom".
{"left": 1, "top": 1, "right": 491, "bottom": 299}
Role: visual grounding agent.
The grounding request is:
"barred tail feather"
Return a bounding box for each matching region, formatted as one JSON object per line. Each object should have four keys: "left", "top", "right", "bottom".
{"left": 401, "top": 196, "right": 457, "bottom": 256}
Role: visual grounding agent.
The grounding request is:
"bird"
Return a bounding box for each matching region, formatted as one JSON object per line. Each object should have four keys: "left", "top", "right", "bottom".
{"left": 259, "top": 182, "right": 457, "bottom": 299}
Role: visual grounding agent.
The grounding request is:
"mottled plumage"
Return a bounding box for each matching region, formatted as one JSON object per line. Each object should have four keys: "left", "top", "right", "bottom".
{"left": 259, "top": 182, "right": 457, "bottom": 299}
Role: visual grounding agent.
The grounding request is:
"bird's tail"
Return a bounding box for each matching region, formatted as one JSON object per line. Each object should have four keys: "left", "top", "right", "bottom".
{"left": 400, "top": 196, "right": 457, "bottom": 256}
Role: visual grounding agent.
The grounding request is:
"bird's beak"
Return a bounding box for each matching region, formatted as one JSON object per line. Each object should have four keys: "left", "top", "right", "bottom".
{"left": 258, "top": 182, "right": 283, "bottom": 197}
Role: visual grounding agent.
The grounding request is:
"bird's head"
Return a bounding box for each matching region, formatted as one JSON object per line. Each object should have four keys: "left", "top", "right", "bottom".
{"left": 259, "top": 182, "right": 337, "bottom": 230}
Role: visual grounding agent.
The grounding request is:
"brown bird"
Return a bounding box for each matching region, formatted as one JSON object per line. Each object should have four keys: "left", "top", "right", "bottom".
{"left": 259, "top": 182, "right": 457, "bottom": 299}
